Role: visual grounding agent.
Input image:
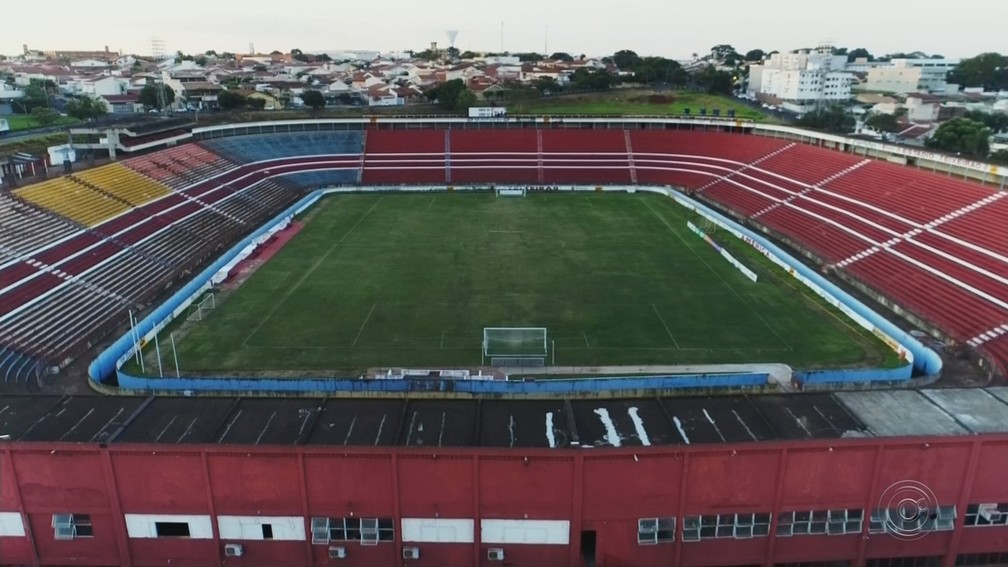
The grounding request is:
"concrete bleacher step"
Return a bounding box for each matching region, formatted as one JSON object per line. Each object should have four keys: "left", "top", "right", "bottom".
{"left": 623, "top": 130, "right": 638, "bottom": 184}
{"left": 697, "top": 142, "right": 797, "bottom": 193}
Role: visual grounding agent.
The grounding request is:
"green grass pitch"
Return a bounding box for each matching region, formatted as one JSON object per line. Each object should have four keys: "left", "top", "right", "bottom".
{"left": 168, "top": 192, "right": 893, "bottom": 375}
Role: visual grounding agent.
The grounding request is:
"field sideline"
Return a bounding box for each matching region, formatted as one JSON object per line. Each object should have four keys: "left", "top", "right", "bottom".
{"left": 163, "top": 192, "right": 892, "bottom": 375}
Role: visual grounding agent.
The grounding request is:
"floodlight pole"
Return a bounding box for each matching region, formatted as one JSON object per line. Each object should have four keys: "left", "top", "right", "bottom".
{"left": 154, "top": 331, "right": 163, "bottom": 377}
{"left": 170, "top": 332, "right": 180, "bottom": 378}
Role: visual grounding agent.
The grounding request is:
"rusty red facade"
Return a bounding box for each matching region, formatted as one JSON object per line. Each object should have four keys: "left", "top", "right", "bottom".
{"left": 2, "top": 434, "right": 1008, "bottom": 567}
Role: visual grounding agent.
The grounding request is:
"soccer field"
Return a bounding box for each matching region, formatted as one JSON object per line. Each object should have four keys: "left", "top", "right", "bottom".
{"left": 169, "top": 192, "right": 892, "bottom": 374}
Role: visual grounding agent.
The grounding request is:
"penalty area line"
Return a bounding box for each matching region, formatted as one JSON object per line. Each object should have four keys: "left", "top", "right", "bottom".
{"left": 351, "top": 303, "right": 377, "bottom": 348}
{"left": 651, "top": 304, "right": 681, "bottom": 349}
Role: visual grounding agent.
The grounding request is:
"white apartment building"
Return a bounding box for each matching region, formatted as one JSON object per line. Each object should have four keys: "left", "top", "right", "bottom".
{"left": 861, "top": 59, "right": 959, "bottom": 94}
{"left": 748, "top": 49, "right": 853, "bottom": 106}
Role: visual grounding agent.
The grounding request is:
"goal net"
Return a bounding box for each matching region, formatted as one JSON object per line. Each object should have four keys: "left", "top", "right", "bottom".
{"left": 495, "top": 186, "right": 527, "bottom": 197}
{"left": 483, "top": 327, "right": 548, "bottom": 367}
{"left": 186, "top": 293, "right": 216, "bottom": 322}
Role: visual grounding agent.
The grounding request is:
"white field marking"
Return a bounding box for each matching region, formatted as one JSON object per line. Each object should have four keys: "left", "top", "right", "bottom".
{"left": 594, "top": 408, "right": 622, "bottom": 447}
{"left": 351, "top": 303, "right": 377, "bottom": 348}
{"left": 702, "top": 409, "right": 726, "bottom": 442}
{"left": 509, "top": 415, "right": 516, "bottom": 448}
{"left": 583, "top": 331, "right": 591, "bottom": 348}
{"left": 427, "top": 195, "right": 436, "bottom": 209}
{"left": 374, "top": 414, "right": 387, "bottom": 446}
{"left": 256, "top": 411, "right": 278, "bottom": 445}
{"left": 673, "top": 416, "right": 691, "bottom": 445}
{"left": 628, "top": 407, "right": 651, "bottom": 446}
{"left": 296, "top": 410, "right": 314, "bottom": 438}
{"left": 732, "top": 410, "right": 758, "bottom": 441}
{"left": 650, "top": 304, "right": 681, "bottom": 349}
{"left": 240, "top": 197, "right": 384, "bottom": 347}
{"left": 546, "top": 412, "right": 557, "bottom": 448}
{"left": 343, "top": 415, "right": 358, "bottom": 445}
{"left": 217, "top": 410, "right": 242, "bottom": 443}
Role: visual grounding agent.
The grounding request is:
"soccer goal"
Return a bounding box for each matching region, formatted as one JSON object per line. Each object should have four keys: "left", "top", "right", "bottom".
{"left": 186, "top": 293, "right": 216, "bottom": 322}
{"left": 495, "top": 186, "right": 527, "bottom": 197}
{"left": 482, "top": 327, "right": 548, "bottom": 367}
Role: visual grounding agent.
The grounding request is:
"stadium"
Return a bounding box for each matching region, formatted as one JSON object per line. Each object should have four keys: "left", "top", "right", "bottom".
{"left": 1, "top": 116, "right": 1008, "bottom": 567}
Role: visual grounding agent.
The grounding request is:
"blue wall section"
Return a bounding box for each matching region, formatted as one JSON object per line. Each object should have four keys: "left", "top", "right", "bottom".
{"left": 114, "top": 370, "right": 769, "bottom": 395}
{"left": 200, "top": 131, "right": 364, "bottom": 164}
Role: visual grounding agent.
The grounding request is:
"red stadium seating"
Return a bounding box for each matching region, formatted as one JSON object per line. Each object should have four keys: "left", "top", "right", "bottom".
{"left": 363, "top": 130, "right": 446, "bottom": 184}
{"left": 449, "top": 129, "right": 538, "bottom": 184}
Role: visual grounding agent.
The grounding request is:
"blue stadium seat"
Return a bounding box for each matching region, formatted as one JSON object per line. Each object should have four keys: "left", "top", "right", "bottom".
{"left": 278, "top": 170, "right": 360, "bottom": 189}
{"left": 200, "top": 131, "right": 365, "bottom": 164}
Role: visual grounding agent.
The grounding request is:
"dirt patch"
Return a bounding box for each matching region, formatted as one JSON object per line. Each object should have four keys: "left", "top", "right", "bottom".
{"left": 221, "top": 221, "right": 304, "bottom": 291}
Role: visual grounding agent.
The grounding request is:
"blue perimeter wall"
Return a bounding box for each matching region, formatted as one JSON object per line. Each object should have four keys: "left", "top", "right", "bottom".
{"left": 90, "top": 185, "right": 941, "bottom": 394}
{"left": 651, "top": 187, "right": 942, "bottom": 380}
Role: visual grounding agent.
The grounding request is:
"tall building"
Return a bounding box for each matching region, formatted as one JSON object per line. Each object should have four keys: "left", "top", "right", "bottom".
{"left": 860, "top": 58, "right": 960, "bottom": 95}
{"left": 747, "top": 47, "right": 853, "bottom": 111}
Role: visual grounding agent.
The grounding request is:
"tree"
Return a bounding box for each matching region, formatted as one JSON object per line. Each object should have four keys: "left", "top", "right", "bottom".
{"left": 710, "top": 44, "right": 741, "bottom": 65}
{"left": 633, "top": 56, "right": 686, "bottom": 86}
{"left": 865, "top": 112, "right": 900, "bottom": 133}
{"left": 205, "top": 50, "right": 218, "bottom": 57}
{"left": 744, "top": 49, "right": 765, "bottom": 62}
{"left": 694, "top": 66, "right": 735, "bottom": 95}
{"left": 64, "top": 96, "right": 107, "bottom": 120}
{"left": 797, "top": 105, "right": 855, "bottom": 134}
{"left": 612, "top": 49, "right": 640, "bottom": 71}
{"left": 217, "top": 89, "right": 247, "bottom": 110}
{"left": 425, "top": 78, "right": 475, "bottom": 110}
{"left": 290, "top": 48, "right": 307, "bottom": 62}
{"left": 569, "top": 68, "right": 615, "bottom": 90}
{"left": 138, "top": 83, "right": 176, "bottom": 110}
{"left": 446, "top": 46, "right": 460, "bottom": 60}
{"left": 31, "top": 107, "right": 59, "bottom": 126}
{"left": 534, "top": 76, "right": 561, "bottom": 95}
{"left": 515, "top": 52, "right": 543, "bottom": 62}
{"left": 990, "top": 149, "right": 1008, "bottom": 166}
{"left": 194, "top": 55, "right": 208, "bottom": 66}
{"left": 948, "top": 52, "right": 1008, "bottom": 91}
{"left": 300, "top": 89, "right": 326, "bottom": 110}
{"left": 926, "top": 118, "right": 991, "bottom": 158}
{"left": 459, "top": 50, "right": 478, "bottom": 59}
{"left": 12, "top": 83, "right": 48, "bottom": 114}
{"left": 963, "top": 109, "right": 1008, "bottom": 133}
{"left": 549, "top": 52, "right": 574, "bottom": 62}
{"left": 846, "top": 48, "right": 873, "bottom": 62}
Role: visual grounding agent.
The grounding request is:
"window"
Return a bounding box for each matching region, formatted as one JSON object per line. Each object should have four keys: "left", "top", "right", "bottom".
{"left": 869, "top": 506, "right": 956, "bottom": 535}
{"left": 637, "top": 517, "right": 675, "bottom": 545}
{"left": 681, "top": 513, "right": 770, "bottom": 542}
{"left": 154, "top": 521, "right": 191, "bottom": 538}
{"left": 777, "top": 509, "right": 862, "bottom": 537}
{"left": 310, "top": 517, "right": 394, "bottom": 545}
{"left": 956, "top": 552, "right": 1008, "bottom": 566}
{"left": 261, "top": 523, "right": 273, "bottom": 540}
{"left": 52, "top": 514, "right": 93, "bottom": 540}
{"left": 965, "top": 503, "right": 1008, "bottom": 527}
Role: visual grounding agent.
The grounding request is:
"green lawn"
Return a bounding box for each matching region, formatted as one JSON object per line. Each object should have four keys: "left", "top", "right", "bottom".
{"left": 163, "top": 192, "right": 891, "bottom": 375}
{"left": 509, "top": 91, "right": 769, "bottom": 121}
{"left": 4, "top": 114, "right": 79, "bottom": 131}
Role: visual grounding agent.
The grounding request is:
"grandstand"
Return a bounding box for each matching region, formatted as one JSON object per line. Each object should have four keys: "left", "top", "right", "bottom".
{"left": 3, "top": 118, "right": 1008, "bottom": 567}
{"left": 2, "top": 119, "right": 1008, "bottom": 387}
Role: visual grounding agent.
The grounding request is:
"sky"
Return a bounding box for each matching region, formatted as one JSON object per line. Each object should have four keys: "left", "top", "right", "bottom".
{"left": 3, "top": 0, "right": 1004, "bottom": 60}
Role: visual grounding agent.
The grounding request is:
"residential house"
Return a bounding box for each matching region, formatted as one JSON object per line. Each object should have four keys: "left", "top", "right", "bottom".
{"left": 100, "top": 93, "right": 142, "bottom": 114}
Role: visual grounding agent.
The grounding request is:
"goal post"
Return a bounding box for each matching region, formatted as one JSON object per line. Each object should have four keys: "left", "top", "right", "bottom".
{"left": 495, "top": 186, "right": 527, "bottom": 197}
{"left": 482, "top": 327, "right": 548, "bottom": 367}
{"left": 186, "top": 293, "right": 216, "bottom": 322}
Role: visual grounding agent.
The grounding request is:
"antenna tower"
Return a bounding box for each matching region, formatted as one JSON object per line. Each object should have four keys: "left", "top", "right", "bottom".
{"left": 150, "top": 37, "right": 170, "bottom": 114}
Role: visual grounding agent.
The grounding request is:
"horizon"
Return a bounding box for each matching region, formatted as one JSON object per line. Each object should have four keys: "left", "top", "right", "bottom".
{"left": 2, "top": 0, "right": 1004, "bottom": 61}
